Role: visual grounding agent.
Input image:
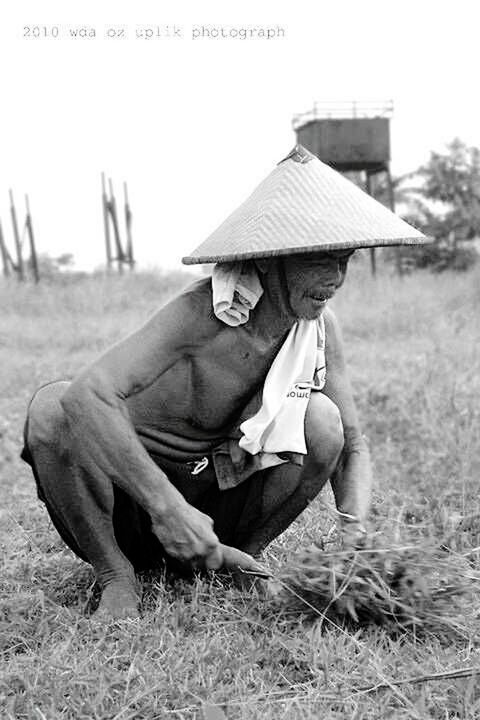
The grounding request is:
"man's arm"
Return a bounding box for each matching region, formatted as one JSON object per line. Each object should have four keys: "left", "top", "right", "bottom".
{"left": 59, "top": 291, "right": 260, "bottom": 571}
{"left": 61, "top": 296, "right": 195, "bottom": 506}
{"left": 322, "top": 307, "right": 373, "bottom": 541}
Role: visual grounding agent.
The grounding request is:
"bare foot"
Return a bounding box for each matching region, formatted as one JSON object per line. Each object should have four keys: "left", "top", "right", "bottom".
{"left": 92, "top": 581, "right": 140, "bottom": 621}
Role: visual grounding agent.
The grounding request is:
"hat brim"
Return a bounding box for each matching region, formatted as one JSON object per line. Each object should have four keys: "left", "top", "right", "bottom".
{"left": 182, "top": 235, "right": 432, "bottom": 265}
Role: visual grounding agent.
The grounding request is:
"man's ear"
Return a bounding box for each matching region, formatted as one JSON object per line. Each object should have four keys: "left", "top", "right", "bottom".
{"left": 254, "top": 258, "right": 271, "bottom": 274}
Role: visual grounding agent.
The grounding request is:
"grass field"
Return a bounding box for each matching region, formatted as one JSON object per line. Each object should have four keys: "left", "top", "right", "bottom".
{"left": 1, "top": 258, "right": 480, "bottom": 719}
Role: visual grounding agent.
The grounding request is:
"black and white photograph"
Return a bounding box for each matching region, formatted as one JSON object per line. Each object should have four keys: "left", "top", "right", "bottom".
{"left": 1, "top": 1, "right": 479, "bottom": 718}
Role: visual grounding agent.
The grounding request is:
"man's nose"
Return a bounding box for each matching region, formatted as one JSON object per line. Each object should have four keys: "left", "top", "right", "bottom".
{"left": 325, "top": 260, "right": 342, "bottom": 285}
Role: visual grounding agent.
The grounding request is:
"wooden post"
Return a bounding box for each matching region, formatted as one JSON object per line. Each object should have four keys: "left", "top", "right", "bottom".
{"left": 102, "top": 173, "right": 113, "bottom": 272}
{"left": 0, "top": 218, "right": 11, "bottom": 278}
{"left": 124, "top": 182, "right": 134, "bottom": 270}
{"left": 9, "top": 189, "right": 24, "bottom": 281}
{"left": 25, "top": 194, "right": 40, "bottom": 283}
{"left": 386, "top": 167, "right": 403, "bottom": 276}
{"left": 365, "top": 172, "right": 376, "bottom": 277}
{"left": 108, "top": 179, "right": 124, "bottom": 274}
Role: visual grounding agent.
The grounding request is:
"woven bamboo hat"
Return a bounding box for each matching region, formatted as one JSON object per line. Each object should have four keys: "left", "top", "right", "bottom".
{"left": 182, "top": 145, "right": 429, "bottom": 265}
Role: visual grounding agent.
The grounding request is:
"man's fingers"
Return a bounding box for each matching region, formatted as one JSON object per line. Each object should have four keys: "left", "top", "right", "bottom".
{"left": 203, "top": 545, "right": 224, "bottom": 571}
{"left": 220, "top": 544, "right": 270, "bottom": 575}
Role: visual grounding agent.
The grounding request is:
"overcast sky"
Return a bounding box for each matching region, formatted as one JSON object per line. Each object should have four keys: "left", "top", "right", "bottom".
{"left": 1, "top": 0, "right": 479, "bottom": 270}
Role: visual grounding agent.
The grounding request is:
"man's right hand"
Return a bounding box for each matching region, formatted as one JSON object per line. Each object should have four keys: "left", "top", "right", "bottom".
{"left": 151, "top": 500, "right": 224, "bottom": 570}
{"left": 151, "top": 500, "right": 268, "bottom": 575}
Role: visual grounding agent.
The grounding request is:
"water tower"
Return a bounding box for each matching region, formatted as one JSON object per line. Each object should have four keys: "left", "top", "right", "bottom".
{"left": 292, "top": 100, "right": 397, "bottom": 274}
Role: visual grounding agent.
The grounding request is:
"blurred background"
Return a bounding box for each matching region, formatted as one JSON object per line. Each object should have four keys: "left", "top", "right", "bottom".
{"left": 1, "top": 0, "right": 479, "bottom": 277}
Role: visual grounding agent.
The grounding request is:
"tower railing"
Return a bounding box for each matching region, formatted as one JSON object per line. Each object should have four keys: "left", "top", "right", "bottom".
{"left": 292, "top": 100, "right": 394, "bottom": 129}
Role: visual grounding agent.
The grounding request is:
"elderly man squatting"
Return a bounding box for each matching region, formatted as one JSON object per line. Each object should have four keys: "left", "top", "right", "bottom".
{"left": 21, "top": 146, "right": 428, "bottom": 619}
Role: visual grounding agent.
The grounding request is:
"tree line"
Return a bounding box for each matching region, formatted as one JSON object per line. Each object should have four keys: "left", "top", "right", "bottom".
{"left": 389, "top": 138, "right": 480, "bottom": 272}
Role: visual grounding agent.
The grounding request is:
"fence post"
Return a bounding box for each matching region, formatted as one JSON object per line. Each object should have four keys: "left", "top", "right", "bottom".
{"left": 108, "top": 179, "right": 124, "bottom": 274}
{"left": 0, "top": 218, "right": 11, "bottom": 278}
{"left": 9, "top": 189, "right": 24, "bottom": 281}
{"left": 102, "top": 173, "right": 113, "bottom": 272}
{"left": 124, "top": 182, "right": 134, "bottom": 270}
{"left": 25, "top": 194, "right": 40, "bottom": 283}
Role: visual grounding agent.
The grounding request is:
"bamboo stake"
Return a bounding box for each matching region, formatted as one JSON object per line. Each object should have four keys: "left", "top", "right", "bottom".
{"left": 0, "top": 218, "right": 11, "bottom": 278}
{"left": 124, "top": 182, "right": 134, "bottom": 270}
{"left": 25, "top": 195, "right": 40, "bottom": 283}
{"left": 108, "top": 178, "right": 124, "bottom": 274}
{"left": 9, "top": 189, "right": 24, "bottom": 281}
{"left": 102, "top": 173, "right": 113, "bottom": 272}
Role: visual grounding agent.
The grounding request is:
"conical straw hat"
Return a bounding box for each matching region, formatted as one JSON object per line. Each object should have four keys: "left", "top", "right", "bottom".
{"left": 182, "top": 145, "right": 429, "bottom": 265}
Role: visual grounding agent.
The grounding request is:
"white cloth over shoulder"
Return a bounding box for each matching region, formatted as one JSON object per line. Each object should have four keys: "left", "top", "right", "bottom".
{"left": 239, "top": 317, "right": 325, "bottom": 457}
{"left": 212, "top": 262, "right": 263, "bottom": 327}
{"left": 211, "top": 262, "right": 326, "bottom": 463}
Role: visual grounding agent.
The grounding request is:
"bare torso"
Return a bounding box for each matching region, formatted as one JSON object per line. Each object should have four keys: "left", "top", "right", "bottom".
{"left": 124, "top": 278, "right": 291, "bottom": 454}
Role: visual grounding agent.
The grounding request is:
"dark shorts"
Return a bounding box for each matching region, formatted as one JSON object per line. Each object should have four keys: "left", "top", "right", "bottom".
{"left": 21, "top": 419, "right": 265, "bottom": 571}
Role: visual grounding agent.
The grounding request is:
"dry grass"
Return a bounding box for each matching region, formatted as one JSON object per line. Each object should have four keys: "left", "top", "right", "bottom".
{"left": 1, "top": 256, "right": 480, "bottom": 719}
{"left": 277, "top": 542, "right": 479, "bottom": 638}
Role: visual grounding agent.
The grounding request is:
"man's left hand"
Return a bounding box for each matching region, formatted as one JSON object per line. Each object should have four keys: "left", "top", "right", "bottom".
{"left": 338, "top": 514, "right": 370, "bottom": 550}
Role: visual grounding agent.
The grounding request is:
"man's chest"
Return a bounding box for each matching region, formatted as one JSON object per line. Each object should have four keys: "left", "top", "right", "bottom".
{"left": 126, "top": 326, "right": 285, "bottom": 435}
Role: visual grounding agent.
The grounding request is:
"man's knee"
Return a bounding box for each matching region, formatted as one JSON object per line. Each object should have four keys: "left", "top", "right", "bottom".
{"left": 26, "top": 381, "right": 71, "bottom": 453}
{"left": 305, "top": 392, "right": 344, "bottom": 469}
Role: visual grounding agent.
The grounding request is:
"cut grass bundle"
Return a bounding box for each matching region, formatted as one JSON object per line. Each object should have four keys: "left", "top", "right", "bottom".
{"left": 277, "top": 544, "right": 479, "bottom": 636}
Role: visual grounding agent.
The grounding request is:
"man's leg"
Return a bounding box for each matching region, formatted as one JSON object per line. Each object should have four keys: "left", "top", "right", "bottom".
{"left": 233, "top": 393, "right": 344, "bottom": 556}
{"left": 23, "top": 381, "right": 142, "bottom": 619}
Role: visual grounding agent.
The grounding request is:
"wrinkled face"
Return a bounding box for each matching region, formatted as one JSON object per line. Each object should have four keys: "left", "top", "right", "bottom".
{"left": 283, "top": 250, "right": 354, "bottom": 319}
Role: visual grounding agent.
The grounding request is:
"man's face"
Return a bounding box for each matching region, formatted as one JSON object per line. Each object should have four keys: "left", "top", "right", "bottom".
{"left": 283, "top": 250, "right": 354, "bottom": 319}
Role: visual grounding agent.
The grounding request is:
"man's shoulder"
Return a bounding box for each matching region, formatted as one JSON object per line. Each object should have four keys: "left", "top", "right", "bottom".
{"left": 176, "top": 276, "right": 212, "bottom": 303}
{"left": 149, "top": 275, "right": 217, "bottom": 341}
{"left": 163, "top": 276, "right": 212, "bottom": 315}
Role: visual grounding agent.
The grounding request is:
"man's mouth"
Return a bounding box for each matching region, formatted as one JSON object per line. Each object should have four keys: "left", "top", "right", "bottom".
{"left": 309, "top": 290, "right": 334, "bottom": 302}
